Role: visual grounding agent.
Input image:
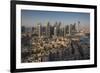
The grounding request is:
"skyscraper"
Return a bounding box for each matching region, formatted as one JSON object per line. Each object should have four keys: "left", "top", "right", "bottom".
{"left": 64, "top": 26, "right": 66, "bottom": 37}
{"left": 46, "top": 22, "right": 50, "bottom": 37}
{"left": 69, "top": 24, "right": 71, "bottom": 35}
{"left": 37, "top": 23, "right": 41, "bottom": 38}
{"left": 77, "top": 21, "right": 80, "bottom": 32}
{"left": 21, "top": 26, "right": 26, "bottom": 33}
{"left": 54, "top": 27, "right": 57, "bottom": 37}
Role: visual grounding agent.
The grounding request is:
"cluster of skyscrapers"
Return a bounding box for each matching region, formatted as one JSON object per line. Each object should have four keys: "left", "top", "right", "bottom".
{"left": 22, "top": 21, "right": 80, "bottom": 38}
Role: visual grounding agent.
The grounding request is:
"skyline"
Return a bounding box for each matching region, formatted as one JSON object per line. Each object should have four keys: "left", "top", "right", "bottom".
{"left": 21, "top": 10, "right": 90, "bottom": 28}
{"left": 21, "top": 10, "right": 90, "bottom": 63}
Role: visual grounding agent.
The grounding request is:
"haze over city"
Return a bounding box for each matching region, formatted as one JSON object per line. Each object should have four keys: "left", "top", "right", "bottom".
{"left": 21, "top": 10, "right": 90, "bottom": 29}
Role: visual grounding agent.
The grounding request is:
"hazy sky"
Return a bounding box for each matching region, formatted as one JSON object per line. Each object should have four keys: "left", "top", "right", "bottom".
{"left": 21, "top": 10, "right": 90, "bottom": 27}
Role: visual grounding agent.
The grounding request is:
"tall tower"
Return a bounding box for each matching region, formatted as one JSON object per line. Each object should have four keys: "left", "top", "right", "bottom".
{"left": 73, "top": 23, "right": 76, "bottom": 32}
{"left": 46, "top": 22, "right": 50, "bottom": 37}
{"left": 64, "top": 25, "right": 66, "bottom": 37}
{"left": 69, "top": 24, "right": 71, "bottom": 35}
{"left": 54, "top": 27, "right": 57, "bottom": 37}
{"left": 77, "top": 21, "right": 80, "bottom": 32}
{"left": 37, "top": 23, "right": 41, "bottom": 38}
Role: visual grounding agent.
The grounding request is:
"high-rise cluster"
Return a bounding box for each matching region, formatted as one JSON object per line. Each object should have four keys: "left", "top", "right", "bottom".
{"left": 22, "top": 21, "right": 80, "bottom": 38}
